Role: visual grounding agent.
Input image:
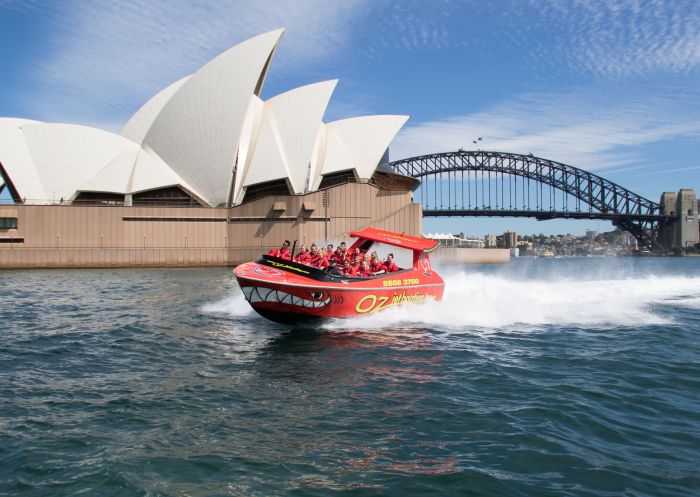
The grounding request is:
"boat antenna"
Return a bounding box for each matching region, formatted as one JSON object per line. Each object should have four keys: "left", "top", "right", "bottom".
{"left": 290, "top": 240, "right": 297, "bottom": 259}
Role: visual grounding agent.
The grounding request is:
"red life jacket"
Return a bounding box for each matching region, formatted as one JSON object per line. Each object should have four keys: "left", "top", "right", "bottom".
{"left": 278, "top": 248, "right": 291, "bottom": 260}
{"left": 384, "top": 260, "right": 399, "bottom": 272}
{"left": 317, "top": 255, "right": 330, "bottom": 269}
{"left": 370, "top": 260, "right": 384, "bottom": 273}
{"left": 294, "top": 251, "right": 311, "bottom": 264}
{"left": 334, "top": 249, "right": 347, "bottom": 263}
{"left": 308, "top": 251, "right": 320, "bottom": 267}
{"left": 358, "top": 266, "right": 373, "bottom": 277}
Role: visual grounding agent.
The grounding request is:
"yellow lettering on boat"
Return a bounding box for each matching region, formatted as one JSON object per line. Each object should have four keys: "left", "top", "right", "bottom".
{"left": 267, "top": 261, "right": 310, "bottom": 274}
{"left": 356, "top": 295, "right": 377, "bottom": 313}
{"left": 357, "top": 291, "right": 430, "bottom": 314}
{"left": 374, "top": 296, "right": 392, "bottom": 313}
{"left": 377, "top": 232, "right": 415, "bottom": 243}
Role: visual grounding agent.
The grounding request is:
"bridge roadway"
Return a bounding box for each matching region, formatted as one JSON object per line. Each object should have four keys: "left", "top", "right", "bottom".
{"left": 423, "top": 208, "right": 669, "bottom": 222}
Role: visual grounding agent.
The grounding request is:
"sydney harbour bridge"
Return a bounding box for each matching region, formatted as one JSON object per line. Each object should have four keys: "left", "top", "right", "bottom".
{"left": 388, "top": 150, "right": 696, "bottom": 250}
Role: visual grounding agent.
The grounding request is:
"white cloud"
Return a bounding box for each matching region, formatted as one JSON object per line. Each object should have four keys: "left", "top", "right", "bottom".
{"left": 633, "top": 165, "right": 700, "bottom": 177}
{"left": 359, "top": 0, "right": 700, "bottom": 78}
{"left": 533, "top": 0, "right": 700, "bottom": 77}
{"left": 363, "top": 1, "right": 453, "bottom": 55}
{"left": 391, "top": 85, "right": 700, "bottom": 171}
{"left": 20, "top": 0, "right": 369, "bottom": 125}
{"left": 10, "top": 0, "right": 700, "bottom": 133}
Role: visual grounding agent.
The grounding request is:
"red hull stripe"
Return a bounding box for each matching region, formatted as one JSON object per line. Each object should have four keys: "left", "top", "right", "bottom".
{"left": 235, "top": 274, "right": 444, "bottom": 292}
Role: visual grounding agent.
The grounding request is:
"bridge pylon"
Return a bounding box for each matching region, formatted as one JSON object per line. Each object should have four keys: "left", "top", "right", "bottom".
{"left": 657, "top": 189, "right": 699, "bottom": 251}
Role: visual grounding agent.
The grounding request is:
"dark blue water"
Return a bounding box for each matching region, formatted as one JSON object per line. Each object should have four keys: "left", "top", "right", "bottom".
{"left": 1, "top": 258, "right": 699, "bottom": 496}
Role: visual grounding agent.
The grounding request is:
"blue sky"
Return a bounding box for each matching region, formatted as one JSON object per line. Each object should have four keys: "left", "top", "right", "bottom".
{"left": 1, "top": 0, "right": 699, "bottom": 236}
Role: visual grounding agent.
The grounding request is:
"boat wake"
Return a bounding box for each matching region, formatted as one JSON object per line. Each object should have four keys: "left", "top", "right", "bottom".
{"left": 323, "top": 269, "right": 700, "bottom": 331}
{"left": 202, "top": 293, "right": 254, "bottom": 317}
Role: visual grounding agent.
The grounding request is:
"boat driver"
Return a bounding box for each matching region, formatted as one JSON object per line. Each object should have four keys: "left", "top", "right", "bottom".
{"left": 326, "top": 258, "right": 343, "bottom": 276}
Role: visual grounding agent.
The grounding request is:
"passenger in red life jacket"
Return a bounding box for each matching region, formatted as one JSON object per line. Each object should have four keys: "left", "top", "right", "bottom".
{"left": 383, "top": 253, "right": 399, "bottom": 272}
{"left": 334, "top": 242, "right": 347, "bottom": 263}
{"left": 293, "top": 244, "right": 311, "bottom": 264}
{"left": 351, "top": 253, "right": 362, "bottom": 273}
{"left": 268, "top": 240, "right": 291, "bottom": 259}
{"left": 369, "top": 251, "right": 385, "bottom": 274}
{"left": 316, "top": 248, "right": 330, "bottom": 270}
{"left": 358, "top": 261, "right": 373, "bottom": 278}
{"left": 308, "top": 244, "right": 320, "bottom": 266}
{"left": 342, "top": 259, "right": 357, "bottom": 277}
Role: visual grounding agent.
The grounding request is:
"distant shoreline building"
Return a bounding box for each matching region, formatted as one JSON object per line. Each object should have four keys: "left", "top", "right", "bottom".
{"left": 426, "top": 232, "right": 509, "bottom": 264}
{"left": 503, "top": 230, "right": 517, "bottom": 249}
{"left": 425, "top": 232, "right": 485, "bottom": 249}
{"left": 0, "top": 30, "right": 423, "bottom": 268}
{"left": 484, "top": 234, "right": 497, "bottom": 248}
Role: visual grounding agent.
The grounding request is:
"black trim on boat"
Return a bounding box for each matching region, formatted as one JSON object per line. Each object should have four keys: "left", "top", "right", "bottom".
{"left": 257, "top": 255, "right": 410, "bottom": 283}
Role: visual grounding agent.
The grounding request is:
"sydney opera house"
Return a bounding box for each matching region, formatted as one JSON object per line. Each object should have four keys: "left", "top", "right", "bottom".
{"left": 0, "top": 29, "right": 424, "bottom": 268}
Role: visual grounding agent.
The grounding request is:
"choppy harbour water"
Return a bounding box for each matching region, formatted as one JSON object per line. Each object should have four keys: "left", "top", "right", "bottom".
{"left": 1, "top": 258, "right": 700, "bottom": 496}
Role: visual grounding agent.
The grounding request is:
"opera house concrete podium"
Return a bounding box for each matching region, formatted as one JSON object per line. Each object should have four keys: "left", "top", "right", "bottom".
{"left": 0, "top": 30, "right": 422, "bottom": 268}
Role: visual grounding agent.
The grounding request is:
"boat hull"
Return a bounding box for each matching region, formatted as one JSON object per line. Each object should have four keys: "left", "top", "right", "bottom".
{"left": 233, "top": 258, "right": 444, "bottom": 324}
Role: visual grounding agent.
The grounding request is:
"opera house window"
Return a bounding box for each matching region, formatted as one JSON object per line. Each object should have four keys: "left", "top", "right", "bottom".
{"left": 0, "top": 217, "right": 18, "bottom": 229}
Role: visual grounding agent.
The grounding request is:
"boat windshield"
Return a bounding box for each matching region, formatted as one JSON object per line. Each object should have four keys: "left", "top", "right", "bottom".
{"left": 359, "top": 241, "right": 412, "bottom": 269}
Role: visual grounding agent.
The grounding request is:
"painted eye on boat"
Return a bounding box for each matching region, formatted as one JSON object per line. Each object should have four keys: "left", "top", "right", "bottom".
{"left": 310, "top": 292, "right": 323, "bottom": 299}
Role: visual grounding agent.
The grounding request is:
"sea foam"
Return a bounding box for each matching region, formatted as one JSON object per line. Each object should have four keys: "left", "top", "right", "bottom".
{"left": 324, "top": 267, "right": 700, "bottom": 331}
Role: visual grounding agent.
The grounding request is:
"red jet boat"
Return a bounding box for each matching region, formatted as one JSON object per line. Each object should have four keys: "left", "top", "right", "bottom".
{"left": 233, "top": 227, "right": 444, "bottom": 324}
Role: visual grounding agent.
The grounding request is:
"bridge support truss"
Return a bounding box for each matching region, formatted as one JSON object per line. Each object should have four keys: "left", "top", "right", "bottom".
{"left": 389, "top": 151, "right": 673, "bottom": 249}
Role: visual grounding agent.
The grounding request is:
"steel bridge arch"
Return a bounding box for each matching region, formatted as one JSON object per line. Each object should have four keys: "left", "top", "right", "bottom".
{"left": 389, "top": 150, "right": 668, "bottom": 248}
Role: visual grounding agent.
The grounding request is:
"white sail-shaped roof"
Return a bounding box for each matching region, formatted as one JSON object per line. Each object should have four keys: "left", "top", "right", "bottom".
{"left": 77, "top": 146, "right": 140, "bottom": 194}
{"left": 0, "top": 119, "right": 208, "bottom": 204}
{"left": 0, "top": 118, "right": 45, "bottom": 202}
{"left": 0, "top": 30, "right": 411, "bottom": 206}
{"left": 141, "top": 29, "right": 284, "bottom": 207}
{"left": 76, "top": 141, "right": 206, "bottom": 202}
{"left": 120, "top": 76, "right": 190, "bottom": 144}
{"left": 313, "top": 115, "right": 409, "bottom": 189}
{"left": 21, "top": 123, "right": 139, "bottom": 202}
{"left": 232, "top": 95, "right": 264, "bottom": 205}
{"left": 240, "top": 80, "right": 337, "bottom": 200}
{"left": 307, "top": 125, "right": 327, "bottom": 194}
{"left": 129, "top": 145, "right": 203, "bottom": 201}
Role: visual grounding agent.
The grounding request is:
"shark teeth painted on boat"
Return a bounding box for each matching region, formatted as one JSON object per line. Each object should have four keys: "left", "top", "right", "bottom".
{"left": 240, "top": 286, "right": 331, "bottom": 309}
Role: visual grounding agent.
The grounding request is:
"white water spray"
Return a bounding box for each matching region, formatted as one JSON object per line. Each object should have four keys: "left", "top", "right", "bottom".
{"left": 325, "top": 267, "right": 700, "bottom": 331}
{"left": 205, "top": 263, "right": 700, "bottom": 330}
{"left": 202, "top": 293, "right": 254, "bottom": 317}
